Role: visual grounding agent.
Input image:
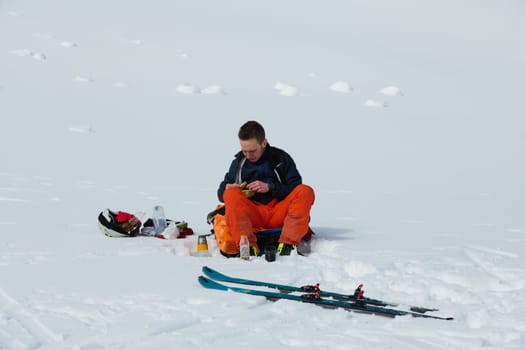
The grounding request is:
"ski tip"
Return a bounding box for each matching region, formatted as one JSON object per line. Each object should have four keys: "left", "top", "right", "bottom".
{"left": 434, "top": 316, "right": 454, "bottom": 321}
{"left": 202, "top": 265, "right": 229, "bottom": 280}
{"left": 410, "top": 306, "right": 439, "bottom": 313}
{"left": 198, "top": 275, "right": 229, "bottom": 291}
{"left": 411, "top": 312, "right": 455, "bottom": 321}
{"left": 202, "top": 265, "right": 224, "bottom": 276}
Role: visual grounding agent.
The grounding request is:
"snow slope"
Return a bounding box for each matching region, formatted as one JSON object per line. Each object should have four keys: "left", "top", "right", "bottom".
{"left": 1, "top": 0, "right": 524, "bottom": 349}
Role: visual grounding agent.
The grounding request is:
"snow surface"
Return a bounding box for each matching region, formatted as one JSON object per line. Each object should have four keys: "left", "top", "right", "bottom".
{"left": 1, "top": 0, "right": 525, "bottom": 349}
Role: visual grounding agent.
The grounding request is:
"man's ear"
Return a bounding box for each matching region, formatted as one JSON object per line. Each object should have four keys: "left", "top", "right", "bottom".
{"left": 262, "top": 139, "right": 268, "bottom": 148}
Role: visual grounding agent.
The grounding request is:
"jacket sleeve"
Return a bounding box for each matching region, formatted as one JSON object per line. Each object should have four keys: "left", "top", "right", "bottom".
{"left": 217, "top": 158, "right": 239, "bottom": 202}
{"left": 270, "top": 151, "right": 302, "bottom": 201}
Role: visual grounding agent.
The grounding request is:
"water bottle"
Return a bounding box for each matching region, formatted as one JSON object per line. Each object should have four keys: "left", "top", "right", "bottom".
{"left": 152, "top": 205, "right": 166, "bottom": 234}
{"left": 239, "top": 235, "right": 250, "bottom": 260}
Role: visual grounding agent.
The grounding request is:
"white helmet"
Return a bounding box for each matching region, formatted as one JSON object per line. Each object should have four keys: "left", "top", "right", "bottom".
{"left": 98, "top": 209, "right": 141, "bottom": 237}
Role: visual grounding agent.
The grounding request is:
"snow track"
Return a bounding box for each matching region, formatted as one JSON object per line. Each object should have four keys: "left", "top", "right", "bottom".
{"left": 0, "top": 288, "right": 63, "bottom": 349}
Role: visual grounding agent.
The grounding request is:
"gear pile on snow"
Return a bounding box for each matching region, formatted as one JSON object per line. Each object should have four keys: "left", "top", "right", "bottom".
{"left": 97, "top": 208, "right": 193, "bottom": 239}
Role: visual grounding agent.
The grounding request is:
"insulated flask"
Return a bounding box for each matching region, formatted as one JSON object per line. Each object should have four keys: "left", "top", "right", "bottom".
{"left": 197, "top": 235, "right": 209, "bottom": 251}
{"left": 152, "top": 205, "right": 166, "bottom": 234}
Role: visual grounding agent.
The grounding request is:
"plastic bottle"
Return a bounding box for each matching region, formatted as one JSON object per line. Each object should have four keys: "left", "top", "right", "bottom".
{"left": 239, "top": 235, "right": 250, "bottom": 260}
{"left": 152, "top": 205, "right": 166, "bottom": 234}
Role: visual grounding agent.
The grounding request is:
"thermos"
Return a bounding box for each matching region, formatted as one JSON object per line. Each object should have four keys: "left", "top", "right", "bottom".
{"left": 197, "top": 235, "right": 209, "bottom": 252}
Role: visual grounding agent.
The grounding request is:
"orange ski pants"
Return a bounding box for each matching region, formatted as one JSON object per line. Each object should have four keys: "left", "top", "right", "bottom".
{"left": 223, "top": 184, "right": 315, "bottom": 248}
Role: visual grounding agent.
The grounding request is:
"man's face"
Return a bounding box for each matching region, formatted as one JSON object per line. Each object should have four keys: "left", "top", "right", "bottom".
{"left": 240, "top": 138, "right": 267, "bottom": 163}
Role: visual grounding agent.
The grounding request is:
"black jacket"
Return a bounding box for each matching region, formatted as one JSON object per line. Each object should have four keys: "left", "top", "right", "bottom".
{"left": 218, "top": 145, "right": 302, "bottom": 204}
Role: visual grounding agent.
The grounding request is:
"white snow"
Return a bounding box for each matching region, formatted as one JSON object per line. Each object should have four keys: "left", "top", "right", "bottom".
{"left": 59, "top": 41, "right": 78, "bottom": 49}
{"left": 330, "top": 81, "right": 353, "bottom": 93}
{"left": 113, "top": 81, "right": 128, "bottom": 88}
{"left": 68, "top": 125, "right": 95, "bottom": 134}
{"left": 10, "top": 49, "right": 46, "bottom": 61}
{"left": 378, "top": 86, "right": 403, "bottom": 97}
{"left": 1, "top": 0, "right": 525, "bottom": 349}
{"left": 176, "top": 83, "right": 200, "bottom": 95}
{"left": 73, "top": 76, "right": 94, "bottom": 83}
{"left": 274, "top": 82, "right": 299, "bottom": 97}
{"left": 365, "top": 99, "right": 388, "bottom": 108}
{"left": 201, "top": 85, "right": 225, "bottom": 95}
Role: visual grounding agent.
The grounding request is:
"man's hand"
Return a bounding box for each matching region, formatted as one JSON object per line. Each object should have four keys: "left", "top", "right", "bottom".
{"left": 225, "top": 182, "right": 255, "bottom": 198}
{"left": 225, "top": 183, "right": 241, "bottom": 189}
{"left": 247, "top": 180, "right": 269, "bottom": 193}
{"left": 226, "top": 181, "right": 268, "bottom": 197}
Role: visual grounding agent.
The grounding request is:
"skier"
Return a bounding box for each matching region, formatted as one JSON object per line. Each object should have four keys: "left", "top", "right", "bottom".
{"left": 214, "top": 120, "right": 315, "bottom": 256}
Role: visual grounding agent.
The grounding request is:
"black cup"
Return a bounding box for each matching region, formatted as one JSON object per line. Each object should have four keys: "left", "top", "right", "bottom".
{"left": 265, "top": 245, "right": 277, "bottom": 262}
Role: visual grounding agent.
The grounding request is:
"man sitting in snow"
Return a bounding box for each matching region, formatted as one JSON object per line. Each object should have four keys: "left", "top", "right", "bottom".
{"left": 213, "top": 120, "right": 315, "bottom": 257}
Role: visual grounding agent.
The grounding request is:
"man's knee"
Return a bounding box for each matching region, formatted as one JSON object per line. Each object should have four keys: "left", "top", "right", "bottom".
{"left": 223, "top": 187, "right": 244, "bottom": 203}
{"left": 294, "top": 184, "right": 315, "bottom": 204}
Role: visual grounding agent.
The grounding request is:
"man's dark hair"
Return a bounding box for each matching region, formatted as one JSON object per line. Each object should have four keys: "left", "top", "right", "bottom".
{"left": 238, "top": 121, "right": 265, "bottom": 144}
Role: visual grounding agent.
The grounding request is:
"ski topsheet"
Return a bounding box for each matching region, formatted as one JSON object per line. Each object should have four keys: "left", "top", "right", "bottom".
{"left": 202, "top": 266, "right": 438, "bottom": 314}
{"left": 198, "top": 275, "right": 453, "bottom": 320}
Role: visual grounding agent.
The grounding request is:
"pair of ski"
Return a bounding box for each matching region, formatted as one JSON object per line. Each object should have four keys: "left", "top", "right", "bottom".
{"left": 199, "top": 266, "right": 453, "bottom": 320}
